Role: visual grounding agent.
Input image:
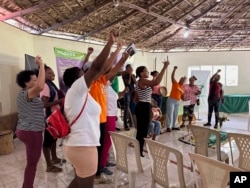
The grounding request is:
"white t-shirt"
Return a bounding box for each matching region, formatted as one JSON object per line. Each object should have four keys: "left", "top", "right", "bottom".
{"left": 63, "top": 76, "right": 101, "bottom": 146}
{"left": 107, "top": 84, "right": 118, "bottom": 116}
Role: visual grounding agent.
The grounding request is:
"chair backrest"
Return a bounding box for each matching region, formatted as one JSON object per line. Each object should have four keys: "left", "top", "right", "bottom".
{"left": 145, "top": 139, "right": 186, "bottom": 188}
{"left": 189, "top": 153, "right": 242, "bottom": 188}
{"left": 110, "top": 132, "right": 143, "bottom": 173}
{"left": 189, "top": 125, "right": 221, "bottom": 161}
{"left": 119, "top": 127, "right": 137, "bottom": 138}
{"left": 228, "top": 132, "right": 250, "bottom": 170}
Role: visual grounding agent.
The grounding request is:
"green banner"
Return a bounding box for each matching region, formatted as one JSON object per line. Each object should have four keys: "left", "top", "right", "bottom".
{"left": 54, "top": 47, "right": 86, "bottom": 60}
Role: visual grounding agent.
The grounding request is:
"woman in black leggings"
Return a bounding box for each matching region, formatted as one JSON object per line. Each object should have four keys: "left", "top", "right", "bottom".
{"left": 135, "top": 60, "right": 169, "bottom": 157}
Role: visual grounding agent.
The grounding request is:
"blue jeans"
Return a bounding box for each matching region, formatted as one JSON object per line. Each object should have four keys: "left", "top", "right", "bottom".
{"left": 148, "top": 120, "right": 161, "bottom": 136}
{"left": 166, "top": 97, "right": 179, "bottom": 128}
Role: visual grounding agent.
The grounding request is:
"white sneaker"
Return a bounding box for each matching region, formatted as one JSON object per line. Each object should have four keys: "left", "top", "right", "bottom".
{"left": 94, "top": 173, "right": 113, "bottom": 184}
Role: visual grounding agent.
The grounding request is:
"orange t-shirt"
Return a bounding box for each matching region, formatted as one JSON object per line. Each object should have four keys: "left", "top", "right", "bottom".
{"left": 89, "top": 75, "right": 107, "bottom": 123}
{"left": 169, "top": 81, "right": 184, "bottom": 101}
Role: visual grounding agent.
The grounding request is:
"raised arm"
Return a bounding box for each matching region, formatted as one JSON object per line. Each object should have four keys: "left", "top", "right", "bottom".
{"left": 27, "top": 56, "right": 45, "bottom": 99}
{"left": 140, "top": 60, "right": 170, "bottom": 87}
{"left": 171, "top": 66, "right": 178, "bottom": 83}
{"left": 84, "top": 29, "right": 118, "bottom": 87}
{"left": 101, "top": 41, "right": 123, "bottom": 76}
{"left": 82, "top": 47, "right": 93, "bottom": 68}
{"left": 210, "top": 69, "right": 221, "bottom": 82}
{"left": 106, "top": 51, "right": 129, "bottom": 82}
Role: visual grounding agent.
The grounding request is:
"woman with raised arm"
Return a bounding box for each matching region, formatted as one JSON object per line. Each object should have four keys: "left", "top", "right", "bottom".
{"left": 15, "top": 56, "right": 45, "bottom": 188}
{"left": 135, "top": 60, "right": 169, "bottom": 157}
{"left": 166, "top": 66, "right": 186, "bottom": 132}
{"left": 204, "top": 69, "right": 224, "bottom": 128}
{"left": 62, "top": 30, "right": 118, "bottom": 188}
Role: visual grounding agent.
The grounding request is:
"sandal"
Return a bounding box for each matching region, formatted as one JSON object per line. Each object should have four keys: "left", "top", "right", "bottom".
{"left": 46, "top": 165, "right": 62, "bottom": 173}
{"left": 52, "top": 158, "right": 66, "bottom": 164}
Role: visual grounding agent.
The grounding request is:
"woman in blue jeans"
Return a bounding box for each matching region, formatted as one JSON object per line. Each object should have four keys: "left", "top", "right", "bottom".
{"left": 15, "top": 56, "right": 45, "bottom": 188}
{"left": 147, "top": 120, "right": 161, "bottom": 140}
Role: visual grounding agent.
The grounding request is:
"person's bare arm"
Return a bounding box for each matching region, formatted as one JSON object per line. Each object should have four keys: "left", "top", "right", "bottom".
{"left": 82, "top": 47, "right": 93, "bottom": 67}
{"left": 171, "top": 66, "right": 177, "bottom": 83}
{"left": 41, "top": 96, "right": 63, "bottom": 108}
{"left": 106, "top": 51, "right": 129, "bottom": 81}
{"left": 84, "top": 29, "right": 119, "bottom": 87}
{"left": 101, "top": 41, "right": 123, "bottom": 76}
{"left": 210, "top": 69, "right": 221, "bottom": 82}
{"left": 27, "top": 56, "right": 45, "bottom": 99}
{"left": 140, "top": 60, "right": 169, "bottom": 87}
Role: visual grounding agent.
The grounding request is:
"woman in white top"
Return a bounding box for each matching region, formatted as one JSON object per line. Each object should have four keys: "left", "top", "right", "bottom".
{"left": 62, "top": 30, "right": 119, "bottom": 188}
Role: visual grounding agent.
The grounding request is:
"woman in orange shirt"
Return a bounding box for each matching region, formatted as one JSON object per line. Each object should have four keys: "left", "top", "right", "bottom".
{"left": 166, "top": 66, "right": 186, "bottom": 132}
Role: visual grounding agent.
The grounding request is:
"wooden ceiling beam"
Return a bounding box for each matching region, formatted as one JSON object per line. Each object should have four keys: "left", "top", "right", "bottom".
{"left": 119, "top": 1, "right": 187, "bottom": 28}
{"left": 121, "top": 0, "right": 184, "bottom": 38}
{"left": 0, "top": 0, "right": 61, "bottom": 21}
{"left": 208, "top": 31, "right": 239, "bottom": 51}
{"left": 147, "top": 0, "right": 208, "bottom": 48}
{"left": 209, "top": 0, "right": 246, "bottom": 27}
{"left": 186, "top": 34, "right": 215, "bottom": 51}
{"left": 226, "top": 5, "right": 250, "bottom": 26}
{"left": 149, "top": 27, "right": 182, "bottom": 49}
{"left": 38, "top": 1, "right": 111, "bottom": 35}
{"left": 230, "top": 34, "right": 250, "bottom": 50}
{"left": 76, "top": 10, "right": 137, "bottom": 40}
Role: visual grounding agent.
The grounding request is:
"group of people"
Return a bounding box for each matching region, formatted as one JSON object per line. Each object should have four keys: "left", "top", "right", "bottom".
{"left": 15, "top": 29, "right": 224, "bottom": 188}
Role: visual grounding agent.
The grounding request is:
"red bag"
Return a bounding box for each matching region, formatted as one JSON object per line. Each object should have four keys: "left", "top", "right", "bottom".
{"left": 46, "top": 94, "right": 88, "bottom": 139}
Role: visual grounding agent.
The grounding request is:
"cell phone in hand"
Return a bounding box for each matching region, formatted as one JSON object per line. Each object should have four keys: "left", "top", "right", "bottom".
{"left": 125, "top": 43, "right": 137, "bottom": 57}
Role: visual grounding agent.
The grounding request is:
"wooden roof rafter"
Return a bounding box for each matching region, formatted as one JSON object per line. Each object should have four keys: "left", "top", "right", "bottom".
{"left": 208, "top": 31, "right": 239, "bottom": 51}
{"left": 76, "top": 9, "right": 138, "bottom": 40}
{"left": 141, "top": 0, "right": 208, "bottom": 47}
{"left": 38, "top": 1, "right": 111, "bottom": 34}
{"left": 0, "top": 0, "right": 62, "bottom": 21}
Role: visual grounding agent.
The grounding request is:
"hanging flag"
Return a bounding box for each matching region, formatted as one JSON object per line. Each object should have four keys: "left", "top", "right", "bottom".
{"left": 54, "top": 47, "right": 86, "bottom": 93}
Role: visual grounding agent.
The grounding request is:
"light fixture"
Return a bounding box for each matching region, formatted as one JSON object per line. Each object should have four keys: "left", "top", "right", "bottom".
{"left": 183, "top": 29, "right": 189, "bottom": 38}
{"left": 216, "top": 0, "right": 221, "bottom": 2}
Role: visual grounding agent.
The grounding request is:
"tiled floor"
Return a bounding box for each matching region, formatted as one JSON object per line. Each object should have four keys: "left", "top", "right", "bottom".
{"left": 0, "top": 112, "right": 249, "bottom": 188}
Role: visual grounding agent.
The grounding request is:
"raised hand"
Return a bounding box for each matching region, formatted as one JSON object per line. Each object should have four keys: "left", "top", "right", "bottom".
{"left": 217, "top": 69, "right": 221, "bottom": 73}
{"left": 35, "top": 55, "right": 44, "bottom": 66}
{"left": 116, "top": 41, "right": 123, "bottom": 51}
{"left": 109, "top": 29, "right": 120, "bottom": 44}
{"left": 122, "top": 51, "right": 129, "bottom": 60}
{"left": 174, "top": 66, "right": 178, "bottom": 70}
{"left": 163, "top": 60, "right": 170, "bottom": 68}
{"left": 87, "top": 47, "right": 94, "bottom": 54}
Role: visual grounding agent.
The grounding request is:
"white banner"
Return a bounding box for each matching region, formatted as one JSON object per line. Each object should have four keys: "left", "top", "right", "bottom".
{"left": 191, "top": 70, "right": 211, "bottom": 114}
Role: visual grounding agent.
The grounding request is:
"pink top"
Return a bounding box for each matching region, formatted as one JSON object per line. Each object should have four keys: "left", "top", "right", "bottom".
{"left": 152, "top": 84, "right": 161, "bottom": 95}
{"left": 40, "top": 83, "right": 60, "bottom": 113}
{"left": 182, "top": 84, "right": 200, "bottom": 105}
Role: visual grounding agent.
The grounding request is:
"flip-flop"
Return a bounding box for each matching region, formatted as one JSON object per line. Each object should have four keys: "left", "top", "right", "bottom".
{"left": 46, "top": 165, "right": 62, "bottom": 173}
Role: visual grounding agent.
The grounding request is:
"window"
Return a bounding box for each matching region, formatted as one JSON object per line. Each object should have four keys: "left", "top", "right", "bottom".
{"left": 187, "top": 65, "right": 238, "bottom": 86}
{"left": 226, "top": 66, "right": 238, "bottom": 86}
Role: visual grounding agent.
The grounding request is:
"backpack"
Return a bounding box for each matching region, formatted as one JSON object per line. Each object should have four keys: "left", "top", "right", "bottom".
{"left": 46, "top": 93, "right": 88, "bottom": 139}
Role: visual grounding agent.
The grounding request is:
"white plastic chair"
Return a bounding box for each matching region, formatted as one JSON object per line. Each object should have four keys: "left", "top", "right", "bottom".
{"left": 228, "top": 132, "right": 250, "bottom": 170}
{"left": 189, "top": 125, "right": 229, "bottom": 163}
{"left": 110, "top": 132, "right": 151, "bottom": 188}
{"left": 145, "top": 139, "right": 195, "bottom": 188}
{"left": 189, "top": 153, "right": 242, "bottom": 188}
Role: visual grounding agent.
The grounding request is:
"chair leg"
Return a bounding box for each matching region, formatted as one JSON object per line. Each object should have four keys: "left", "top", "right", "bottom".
{"left": 114, "top": 168, "right": 119, "bottom": 188}
{"left": 128, "top": 171, "right": 136, "bottom": 188}
{"left": 151, "top": 180, "right": 156, "bottom": 188}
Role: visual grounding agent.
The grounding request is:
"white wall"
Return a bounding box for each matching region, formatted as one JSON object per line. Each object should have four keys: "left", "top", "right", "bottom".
{"left": 0, "top": 22, "right": 250, "bottom": 115}
{"left": 151, "top": 51, "right": 250, "bottom": 95}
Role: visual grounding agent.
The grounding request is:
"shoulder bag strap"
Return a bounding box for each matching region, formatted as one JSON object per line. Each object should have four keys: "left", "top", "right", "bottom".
{"left": 69, "top": 93, "right": 89, "bottom": 126}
